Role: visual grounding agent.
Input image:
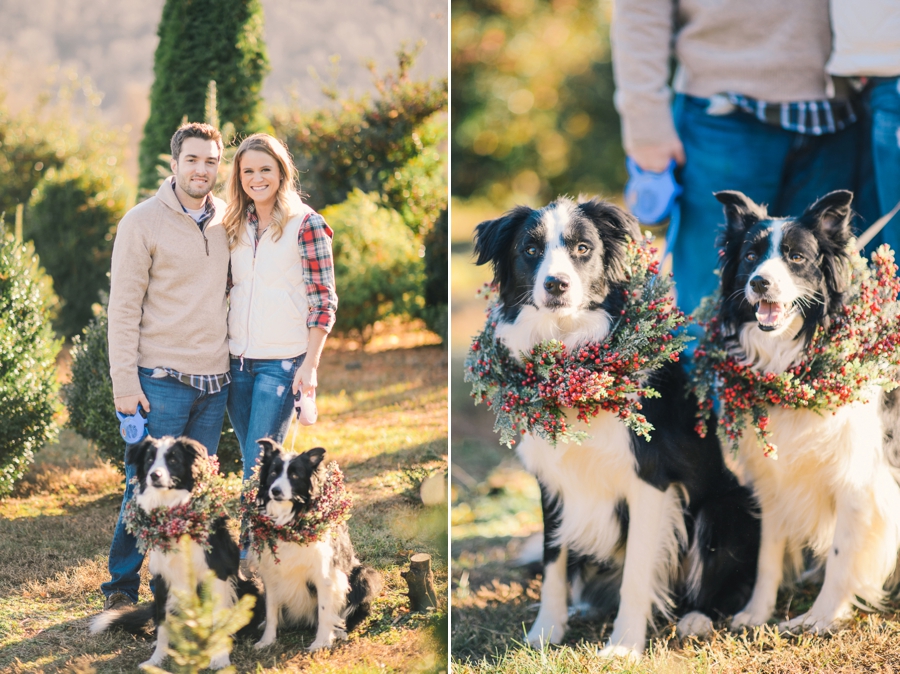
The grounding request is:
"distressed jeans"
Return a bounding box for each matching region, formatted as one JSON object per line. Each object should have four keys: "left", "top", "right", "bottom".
{"left": 226, "top": 354, "right": 306, "bottom": 482}
{"left": 101, "top": 368, "right": 228, "bottom": 602}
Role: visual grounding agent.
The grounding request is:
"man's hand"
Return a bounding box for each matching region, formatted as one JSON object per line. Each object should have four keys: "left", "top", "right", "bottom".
{"left": 630, "top": 139, "right": 686, "bottom": 173}
{"left": 115, "top": 393, "right": 150, "bottom": 415}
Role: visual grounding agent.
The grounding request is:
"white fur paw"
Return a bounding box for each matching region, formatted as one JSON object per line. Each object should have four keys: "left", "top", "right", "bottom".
{"left": 255, "top": 631, "right": 276, "bottom": 650}
{"left": 139, "top": 654, "right": 165, "bottom": 669}
{"left": 307, "top": 635, "right": 335, "bottom": 652}
{"left": 778, "top": 609, "right": 849, "bottom": 634}
{"left": 208, "top": 653, "right": 231, "bottom": 670}
{"left": 731, "top": 607, "right": 771, "bottom": 630}
{"left": 334, "top": 628, "right": 349, "bottom": 641}
{"left": 526, "top": 616, "right": 565, "bottom": 648}
{"left": 597, "top": 643, "right": 641, "bottom": 661}
{"left": 676, "top": 611, "right": 714, "bottom": 639}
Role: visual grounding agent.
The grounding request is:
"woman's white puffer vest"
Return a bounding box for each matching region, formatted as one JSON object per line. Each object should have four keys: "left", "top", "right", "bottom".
{"left": 228, "top": 205, "right": 314, "bottom": 359}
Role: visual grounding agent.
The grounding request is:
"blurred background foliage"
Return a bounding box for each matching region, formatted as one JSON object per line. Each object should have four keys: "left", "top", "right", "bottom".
{"left": 451, "top": 0, "right": 624, "bottom": 207}
{"left": 139, "top": 0, "right": 271, "bottom": 191}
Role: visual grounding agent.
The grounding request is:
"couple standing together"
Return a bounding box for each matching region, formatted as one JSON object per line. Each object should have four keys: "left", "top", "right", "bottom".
{"left": 100, "top": 123, "right": 338, "bottom": 610}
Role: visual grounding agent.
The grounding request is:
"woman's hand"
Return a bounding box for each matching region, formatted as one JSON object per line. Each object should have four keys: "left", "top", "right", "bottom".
{"left": 293, "top": 359, "right": 318, "bottom": 396}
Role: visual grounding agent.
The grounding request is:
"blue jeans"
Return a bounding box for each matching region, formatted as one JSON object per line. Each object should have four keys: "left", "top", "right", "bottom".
{"left": 861, "top": 77, "right": 900, "bottom": 253}
{"left": 101, "top": 368, "right": 228, "bottom": 602}
{"left": 671, "top": 94, "right": 864, "bottom": 319}
{"left": 226, "top": 354, "right": 305, "bottom": 482}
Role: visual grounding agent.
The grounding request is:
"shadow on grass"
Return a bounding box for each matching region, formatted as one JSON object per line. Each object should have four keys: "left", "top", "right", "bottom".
{"left": 0, "top": 492, "right": 119, "bottom": 594}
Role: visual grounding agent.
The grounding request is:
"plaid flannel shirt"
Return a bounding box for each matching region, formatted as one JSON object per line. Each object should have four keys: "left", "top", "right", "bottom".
{"left": 724, "top": 93, "right": 858, "bottom": 135}
{"left": 247, "top": 204, "right": 338, "bottom": 333}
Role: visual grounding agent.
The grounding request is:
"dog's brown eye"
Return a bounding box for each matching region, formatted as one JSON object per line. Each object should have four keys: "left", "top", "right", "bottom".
{"left": 789, "top": 253, "right": 804, "bottom": 262}
{"left": 576, "top": 243, "right": 590, "bottom": 255}
{"left": 745, "top": 252, "right": 758, "bottom": 262}
{"left": 525, "top": 244, "right": 538, "bottom": 257}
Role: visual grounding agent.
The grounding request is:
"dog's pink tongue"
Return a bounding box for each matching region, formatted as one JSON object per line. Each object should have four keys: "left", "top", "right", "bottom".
{"left": 756, "top": 300, "right": 783, "bottom": 325}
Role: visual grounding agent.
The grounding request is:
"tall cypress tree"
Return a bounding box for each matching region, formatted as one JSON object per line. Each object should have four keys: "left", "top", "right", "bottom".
{"left": 139, "top": 0, "right": 270, "bottom": 190}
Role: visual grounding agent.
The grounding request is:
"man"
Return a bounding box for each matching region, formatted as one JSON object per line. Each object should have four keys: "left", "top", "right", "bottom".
{"left": 610, "top": 0, "right": 866, "bottom": 318}
{"left": 101, "top": 122, "right": 231, "bottom": 610}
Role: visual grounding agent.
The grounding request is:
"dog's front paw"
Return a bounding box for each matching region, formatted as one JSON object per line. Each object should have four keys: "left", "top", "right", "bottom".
{"left": 676, "top": 611, "right": 714, "bottom": 639}
{"left": 255, "top": 634, "right": 275, "bottom": 650}
{"left": 307, "top": 634, "right": 335, "bottom": 652}
{"left": 139, "top": 654, "right": 165, "bottom": 670}
{"left": 731, "top": 606, "right": 771, "bottom": 630}
{"left": 526, "top": 612, "right": 565, "bottom": 648}
{"left": 208, "top": 652, "right": 231, "bottom": 670}
{"left": 778, "top": 609, "right": 850, "bottom": 634}
{"left": 597, "top": 643, "right": 641, "bottom": 661}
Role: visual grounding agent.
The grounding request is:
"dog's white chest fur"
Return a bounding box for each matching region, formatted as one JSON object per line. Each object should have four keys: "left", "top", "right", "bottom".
{"left": 254, "top": 533, "right": 349, "bottom": 626}
{"left": 517, "top": 412, "right": 638, "bottom": 559}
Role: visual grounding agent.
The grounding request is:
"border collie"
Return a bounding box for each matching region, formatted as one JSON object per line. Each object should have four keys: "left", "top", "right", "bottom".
{"left": 473, "top": 196, "right": 760, "bottom": 657}
{"left": 713, "top": 190, "right": 900, "bottom": 632}
{"left": 90, "top": 436, "right": 262, "bottom": 669}
{"left": 251, "top": 440, "right": 382, "bottom": 651}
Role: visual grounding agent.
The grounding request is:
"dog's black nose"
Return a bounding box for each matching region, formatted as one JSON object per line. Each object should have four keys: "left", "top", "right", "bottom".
{"left": 150, "top": 468, "right": 164, "bottom": 481}
{"left": 543, "top": 275, "right": 570, "bottom": 296}
{"left": 271, "top": 486, "right": 283, "bottom": 499}
{"left": 749, "top": 276, "right": 770, "bottom": 295}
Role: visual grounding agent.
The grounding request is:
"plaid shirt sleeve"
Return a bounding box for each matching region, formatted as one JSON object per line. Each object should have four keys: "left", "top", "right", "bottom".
{"left": 298, "top": 212, "right": 338, "bottom": 332}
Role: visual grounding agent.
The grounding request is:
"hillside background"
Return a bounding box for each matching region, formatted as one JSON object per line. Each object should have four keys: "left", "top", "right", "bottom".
{"left": 0, "top": 0, "right": 448, "bottom": 179}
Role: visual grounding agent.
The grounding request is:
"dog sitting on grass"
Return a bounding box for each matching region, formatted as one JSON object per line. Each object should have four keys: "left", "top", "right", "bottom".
{"left": 244, "top": 440, "right": 382, "bottom": 651}
{"left": 90, "top": 436, "right": 262, "bottom": 670}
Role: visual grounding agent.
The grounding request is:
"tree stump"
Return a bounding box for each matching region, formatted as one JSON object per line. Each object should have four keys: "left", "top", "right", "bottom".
{"left": 401, "top": 553, "right": 438, "bottom": 612}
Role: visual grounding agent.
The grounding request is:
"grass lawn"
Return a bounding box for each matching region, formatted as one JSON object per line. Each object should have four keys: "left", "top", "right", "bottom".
{"left": 0, "top": 321, "right": 448, "bottom": 673}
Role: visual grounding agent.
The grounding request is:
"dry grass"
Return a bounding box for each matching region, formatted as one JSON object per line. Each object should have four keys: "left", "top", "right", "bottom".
{"left": 451, "top": 462, "right": 900, "bottom": 674}
{"left": 0, "top": 325, "right": 448, "bottom": 673}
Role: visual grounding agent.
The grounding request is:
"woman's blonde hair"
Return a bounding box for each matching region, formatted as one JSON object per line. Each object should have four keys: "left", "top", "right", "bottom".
{"left": 223, "top": 133, "right": 303, "bottom": 249}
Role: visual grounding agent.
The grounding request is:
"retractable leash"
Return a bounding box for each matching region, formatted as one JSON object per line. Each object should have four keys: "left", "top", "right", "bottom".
{"left": 855, "top": 198, "right": 900, "bottom": 251}
{"left": 116, "top": 404, "right": 149, "bottom": 444}
{"left": 624, "top": 157, "right": 682, "bottom": 262}
{"left": 288, "top": 387, "right": 318, "bottom": 452}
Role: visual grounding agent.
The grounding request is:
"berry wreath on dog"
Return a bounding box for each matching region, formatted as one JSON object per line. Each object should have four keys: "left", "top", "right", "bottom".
{"left": 466, "top": 235, "right": 690, "bottom": 447}
{"left": 241, "top": 461, "right": 352, "bottom": 562}
{"left": 124, "top": 455, "right": 229, "bottom": 553}
{"left": 692, "top": 244, "right": 900, "bottom": 459}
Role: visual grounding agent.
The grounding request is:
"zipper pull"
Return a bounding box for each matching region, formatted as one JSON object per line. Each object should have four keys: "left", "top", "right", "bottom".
{"left": 240, "top": 355, "right": 245, "bottom": 371}
{"left": 204, "top": 235, "right": 209, "bottom": 256}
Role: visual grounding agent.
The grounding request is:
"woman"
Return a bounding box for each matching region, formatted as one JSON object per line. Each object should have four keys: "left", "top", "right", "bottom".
{"left": 223, "top": 133, "right": 337, "bottom": 490}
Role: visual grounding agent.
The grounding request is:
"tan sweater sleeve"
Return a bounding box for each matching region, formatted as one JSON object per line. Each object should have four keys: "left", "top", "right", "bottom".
{"left": 611, "top": 0, "right": 680, "bottom": 153}
{"left": 108, "top": 208, "right": 153, "bottom": 400}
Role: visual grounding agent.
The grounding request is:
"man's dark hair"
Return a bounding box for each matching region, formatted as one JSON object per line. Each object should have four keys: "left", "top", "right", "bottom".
{"left": 170, "top": 123, "right": 224, "bottom": 162}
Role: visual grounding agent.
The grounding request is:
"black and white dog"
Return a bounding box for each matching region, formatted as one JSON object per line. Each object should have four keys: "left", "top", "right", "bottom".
{"left": 473, "top": 196, "right": 760, "bottom": 657}
{"left": 251, "top": 440, "right": 382, "bottom": 651}
{"left": 90, "top": 436, "right": 262, "bottom": 670}
{"left": 713, "top": 190, "right": 900, "bottom": 632}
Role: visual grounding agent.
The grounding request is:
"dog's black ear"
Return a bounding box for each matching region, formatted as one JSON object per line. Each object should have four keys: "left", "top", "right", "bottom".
{"left": 125, "top": 436, "right": 154, "bottom": 468}
{"left": 800, "top": 190, "right": 854, "bottom": 247}
{"left": 303, "top": 447, "right": 327, "bottom": 472}
{"left": 715, "top": 191, "right": 768, "bottom": 237}
{"left": 473, "top": 206, "right": 534, "bottom": 288}
{"left": 256, "top": 437, "right": 279, "bottom": 483}
{"left": 577, "top": 197, "right": 641, "bottom": 284}
{"left": 177, "top": 437, "right": 210, "bottom": 478}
